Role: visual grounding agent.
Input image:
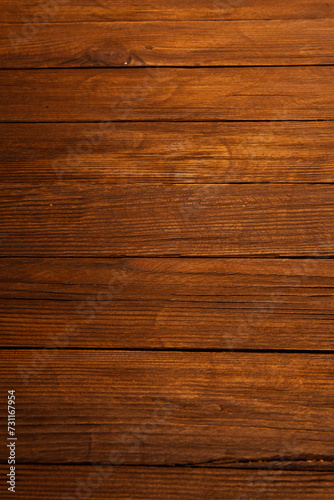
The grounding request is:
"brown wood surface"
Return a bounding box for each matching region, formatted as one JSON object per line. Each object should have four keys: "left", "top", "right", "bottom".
{"left": 0, "top": 351, "right": 333, "bottom": 466}
{"left": 1, "top": 0, "right": 334, "bottom": 498}
{"left": 2, "top": 122, "right": 333, "bottom": 184}
{"left": 2, "top": 20, "right": 334, "bottom": 68}
{"left": 0, "top": 184, "right": 333, "bottom": 257}
{"left": 2, "top": 67, "right": 334, "bottom": 122}
{"left": 3, "top": 121, "right": 334, "bottom": 184}
{"left": 1, "top": 465, "right": 333, "bottom": 499}
{"left": 0, "top": 258, "right": 333, "bottom": 350}
{"left": 1, "top": 0, "right": 333, "bottom": 22}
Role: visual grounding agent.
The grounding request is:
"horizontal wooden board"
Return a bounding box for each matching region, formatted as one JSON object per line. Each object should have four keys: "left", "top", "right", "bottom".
{"left": 0, "top": 351, "right": 333, "bottom": 466}
{"left": 2, "top": 20, "right": 334, "bottom": 68}
{"left": 1, "top": 0, "right": 333, "bottom": 22}
{"left": 1, "top": 466, "right": 333, "bottom": 499}
{"left": 0, "top": 184, "right": 333, "bottom": 257}
{"left": 2, "top": 122, "right": 333, "bottom": 184}
{"left": 2, "top": 67, "right": 334, "bottom": 122}
{"left": 1, "top": 258, "right": 333, "bottom": 350}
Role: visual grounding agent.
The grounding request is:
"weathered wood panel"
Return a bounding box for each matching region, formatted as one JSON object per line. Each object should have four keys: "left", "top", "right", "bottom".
{"left": 1, "top": 122, "right": 334, "bottom": 184}
{"left": 2, "top": 20, "right": 334, "bottom": 68}
{"left": 1, "top": 465, "right": 333, "bottom": 499}
{"left": 2, "top": 67, "right": 334, "bottom": 122}
{"left": 0, "top": 351, "right": 333, "bottom": 466}
{"left": 1, "top": 0, "right": 333, "bottom": 23}
{"left": 0, "top": 258, "right": 333, "bottom": 350}
{"left": 0, "top": 184, "right": 333, "bottom": 257}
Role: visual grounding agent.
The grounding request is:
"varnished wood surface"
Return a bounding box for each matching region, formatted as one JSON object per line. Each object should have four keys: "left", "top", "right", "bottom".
{"left": 2, "top": 0, "right": 334, "bottom": 22}
{"left": 1, "top": 466, "right": 333, "bottom": 499}
{"left": 2, "top": 67, "right": 334, "bottom": 122}
{"left": 1, "top": 0, "right": 334, "bottom": 497}
{"left": 0, "top": 351, "right": 333, "bottom": 466}
{"left": 2, "top": 20, "right": 334, "bottom": 68}
{"left": 0, "top": 258, "right": 333, "bottom": 350}
{"left": 2, "top": 121, "right": 334, "bottom": 184}
{"left": 1, "top": 184, "right": 333, "bottom": 257}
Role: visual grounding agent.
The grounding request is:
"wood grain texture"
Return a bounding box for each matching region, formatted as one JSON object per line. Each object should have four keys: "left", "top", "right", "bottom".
{"left": 3, "top": 20, "right": 334, "bottom": 68}
{"left": 1, "top": 0, "right": 334, "bottom": 498}
{"left": 0, "top": 351, "right": 333, "bottom": 466}
{"left": 0, "top": 258, "right": 333, "bottom": 350}
{"left": 2, "top": 122, "right": 333, "bottom": 184}
{"left": 2, "top": 67, "right": 334, "bottom": 122}
{"left": 0, "top": 184, "right": 333, "bottom": 257}
{"left": 1, "top": 0, "right": 333, "bottom": 23}
{"left": 1, "top": 465, "right": 333, "bottom": 499}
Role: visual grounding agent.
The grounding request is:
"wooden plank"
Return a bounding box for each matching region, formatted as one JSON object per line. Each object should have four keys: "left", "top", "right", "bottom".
{"left": 0, "top": 258, "right": 333, "bottom": 350}
{"left": 2, "top": 20, "right": 334, "bottom": 68}
{"left": 0, "top": 184, "right": 333, "bottom": 257}
{"left": 2, "top": 122, "right": 333, "bottom": 184}
{"left": 2, "top": 67, "right": 334, "bottom": 122}
{"left": 1, "top": 465, "right": 333, "bottom": 499}
{"left": 1, "top": 0, "right": 333, "bottom": 23}
{"left": 0, "top": 351, "right": 333, "bottom": 465}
